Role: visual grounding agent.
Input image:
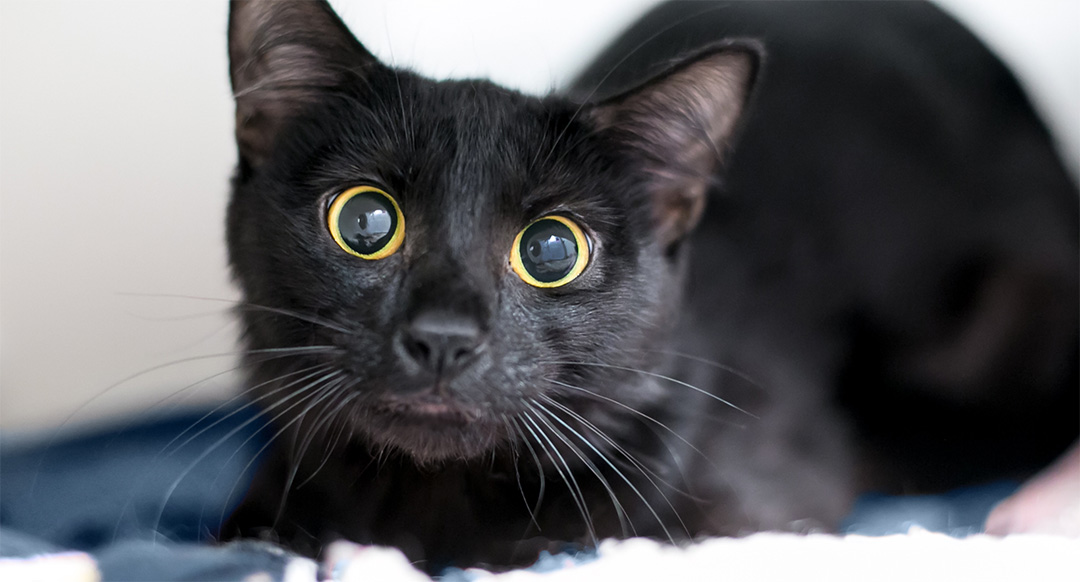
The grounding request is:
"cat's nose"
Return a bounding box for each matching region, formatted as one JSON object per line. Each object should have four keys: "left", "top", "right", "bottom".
{"left": 397, "top": 310, "right": 486, "bottom": 376}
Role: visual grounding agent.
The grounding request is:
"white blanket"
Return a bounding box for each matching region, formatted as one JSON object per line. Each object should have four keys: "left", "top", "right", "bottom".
{"left": 318, "top": 531, "right": 1079, "bottom": 582}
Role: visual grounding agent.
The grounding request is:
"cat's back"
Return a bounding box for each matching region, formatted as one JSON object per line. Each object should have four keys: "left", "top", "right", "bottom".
{"left": 572, "top": 0, "right": 1078, "bottom": 490}
{"left": 571, "top": 1, "right": 1078, "bottom": 267}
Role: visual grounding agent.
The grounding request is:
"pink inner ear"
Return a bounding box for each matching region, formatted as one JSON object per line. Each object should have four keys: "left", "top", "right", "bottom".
{"left": 232, "top": 43, "right": 341, "bottom": 164}
{"left": 592, "top": 49, "right": 755, "bottom": 160}
{"left": 229, "top": 0, "right": 377, "bottom": 167}
{"left": 650, "top": 180, "right": 709, "bottom": 247}
{"left": 621, "top": 52, "right": 754, "bottom": 174}
{"left": 591, "top": 48, "right": 757, "bottom": 244}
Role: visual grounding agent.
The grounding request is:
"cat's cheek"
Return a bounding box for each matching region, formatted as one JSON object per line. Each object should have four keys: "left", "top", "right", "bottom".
{"left": 481, "top": 298, "right": 561, "bottom": 398}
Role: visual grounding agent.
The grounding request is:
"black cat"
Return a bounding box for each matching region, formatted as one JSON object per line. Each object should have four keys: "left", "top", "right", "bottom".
{"left": 221, "top": 0, "right": 1078, "bottom": 570}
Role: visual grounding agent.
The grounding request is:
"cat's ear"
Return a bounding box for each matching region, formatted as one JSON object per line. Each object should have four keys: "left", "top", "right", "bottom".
{"left": 229, "top": 0, "right": 379, "bottom": 168}
{"left": 592, "top": 42, "right": 762, "bottom": 246}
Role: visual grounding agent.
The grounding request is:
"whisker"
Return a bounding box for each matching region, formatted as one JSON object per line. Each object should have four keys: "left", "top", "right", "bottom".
{"left": 281, "top": 379, "right": 359, "bottom": 495}
{"left": 509, "top": 415, "right": 546, "bottom": 532}
{"left": 537, "top": 396, "right": 693, "bottom": 536}
{"left": 546, "top": 386, "right": 747, "bottom": 527}
{"left": 531, "top": 398, "right": 683, "bottom": 542}
{"left": 538, "top": 390, "right": 704, "bottom": 495}
{"left": 202, "top": 377, "right": 348, "bottom": 534}
{"left": 519, "top": 410, "right": 597, "bottom": 546}
{"left": 543, "top": 378, "right": 719, "bottom": 474}
{"left": 265, "top": 376, "right": 352, "bottom": 525}
{"left": 524, "top": 401, "right": 633, "bottom": 538}
{"left": 150, "top": 368, "right": 343, "bottom": 540}
{"left": 537, "top": 393, "right": 670, "bottom": 484}
{"left": 157, "top": 349, "right": 341, "bottom": 446}
{"left": 108, "top": 359, "right": 338, "bottom": 544}
{"left": 295, "top": 389, "right": 362, "bottom": 491}
{"left": 117, "top": 292, "right": 355, "bottom": 335}
{"left": 379, "top": 17, "right": 413, "bottom": 151}
{"left": 29, "top": 345, "right": 336, "bottom": 497}
{"left": 542, "top": 360, "right": 757, "bottom": 418}
{"left": 161, "top": 362, "right": 338, "bottom": 458}
{"left": 196, "top": 378, "right": 349, "bottom": 541}
{"left": 643, "top": 349, "right": 764, "bottom": 391}
{"left": 502, "top": 415, "right": 542, "bottom": 533}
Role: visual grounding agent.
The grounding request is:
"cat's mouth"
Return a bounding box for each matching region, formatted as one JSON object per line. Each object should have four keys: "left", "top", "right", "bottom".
{"left": 361, "top": 393, "right": 499, "bottom": 463}
{"left": 373, "top": 394, "right": 483, "bottom": 424}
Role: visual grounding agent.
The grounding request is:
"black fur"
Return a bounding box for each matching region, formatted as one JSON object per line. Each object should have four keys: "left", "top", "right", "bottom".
{"left": 220, "top": 0, "right": 1078, "bottom": 571}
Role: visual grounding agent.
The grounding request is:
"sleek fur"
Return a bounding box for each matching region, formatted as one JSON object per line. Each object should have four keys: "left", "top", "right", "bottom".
{"left": 221, "top": 0, "right": 1078, "bottom": 571}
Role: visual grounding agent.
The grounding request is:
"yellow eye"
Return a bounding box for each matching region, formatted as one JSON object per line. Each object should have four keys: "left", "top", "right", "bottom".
{"left": 510, "top": 215, "right": 590, "bottom": 288}
{"left": 327, "top": 186, "right": 404, "bottom": 260}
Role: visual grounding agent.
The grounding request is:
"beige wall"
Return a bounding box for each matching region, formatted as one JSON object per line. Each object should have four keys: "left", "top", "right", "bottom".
{"left": 1, "top": 0, "right": 1077, "bottom": 433}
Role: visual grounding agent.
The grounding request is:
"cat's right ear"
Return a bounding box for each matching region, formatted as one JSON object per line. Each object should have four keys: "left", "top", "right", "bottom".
{"left": 229, "top": 0, "right": 379, "bottom": 169}
{"left": 590, "top": 41, "right": 762, "bottom": 247}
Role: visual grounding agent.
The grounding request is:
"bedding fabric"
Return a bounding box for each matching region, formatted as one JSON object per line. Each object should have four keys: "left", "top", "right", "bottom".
{"left": 0, "top": 406, "right": 1068, "bottom": 581}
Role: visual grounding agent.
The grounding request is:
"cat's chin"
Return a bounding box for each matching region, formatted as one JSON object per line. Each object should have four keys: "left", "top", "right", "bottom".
{"left": 360, "top": 395, "right": 503, "bottom": 464}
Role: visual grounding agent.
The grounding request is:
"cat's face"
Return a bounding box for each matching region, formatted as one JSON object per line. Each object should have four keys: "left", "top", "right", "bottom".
{"left": 226, "top": 0, "right": 756, "bottom": 464}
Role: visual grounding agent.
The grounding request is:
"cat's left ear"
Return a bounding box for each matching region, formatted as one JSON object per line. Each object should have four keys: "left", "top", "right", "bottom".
{"left": 228, "top": 0, "right": 380, "bottom": 169}
{"left": 592, "top": 41, "right": 762, "bottom": 246}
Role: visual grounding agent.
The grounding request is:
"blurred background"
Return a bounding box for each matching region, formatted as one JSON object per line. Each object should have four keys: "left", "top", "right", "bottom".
{"left": 1, "top": 0, "right": 1077, "bottom": 434}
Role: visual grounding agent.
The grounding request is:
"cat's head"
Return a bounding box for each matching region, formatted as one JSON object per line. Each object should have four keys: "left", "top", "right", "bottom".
{"left": 226, "top": 0, "right": 758, "bottom": 465}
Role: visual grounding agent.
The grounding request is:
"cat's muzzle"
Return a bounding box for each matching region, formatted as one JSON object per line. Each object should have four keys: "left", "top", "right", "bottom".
{"left": 361, "top": 391, "right": 500, "bottom": 462}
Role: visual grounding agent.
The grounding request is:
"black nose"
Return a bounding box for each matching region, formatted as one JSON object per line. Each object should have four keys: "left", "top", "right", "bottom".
{"left": 398, "top": 310, "right": 486, "bottom": 375}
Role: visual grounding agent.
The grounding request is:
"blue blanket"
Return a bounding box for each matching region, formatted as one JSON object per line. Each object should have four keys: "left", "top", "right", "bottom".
{"left": 0, "top": 405, "right": 1016, "bottom": 581}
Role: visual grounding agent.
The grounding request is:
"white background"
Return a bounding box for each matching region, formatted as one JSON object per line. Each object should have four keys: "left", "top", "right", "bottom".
{"left": 1, "top": 0, "right": 1077, "bottom": 432}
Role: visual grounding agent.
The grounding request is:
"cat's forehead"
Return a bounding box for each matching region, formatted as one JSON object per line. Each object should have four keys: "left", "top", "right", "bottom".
{"left": 416, "top": 80, "right": 532, "bottom": 188}
{"left": 406, "top": 76, "right": 563, "bottom": 167}
{"left": 330, "top": 71, "right": 611, "bottom": 217}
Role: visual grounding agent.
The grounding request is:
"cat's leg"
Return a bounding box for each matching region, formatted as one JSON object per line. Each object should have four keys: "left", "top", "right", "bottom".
{"left": 665, "top": 339, "right": 858, "bottom": 535}
{"left": 709, "top": 374, "right": 855, "bottom": 533}
{"left": 219, "top": 447, "right": 327, "bottom": 558}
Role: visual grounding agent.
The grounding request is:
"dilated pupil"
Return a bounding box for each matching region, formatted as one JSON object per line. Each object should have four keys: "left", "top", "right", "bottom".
{"left": 521, "top": 220, "right": 578, "bottom": 282}
{"left": 339, "top": 193, "right": 395, "bottom": 253}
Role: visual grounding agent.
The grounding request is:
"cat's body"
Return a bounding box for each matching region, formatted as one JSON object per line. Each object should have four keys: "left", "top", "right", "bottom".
{"left": 575, "top": 0, "right": 1079, "bottom": 498}
{"left": 221, "top": 0, "right": 1078, "bottom": 570}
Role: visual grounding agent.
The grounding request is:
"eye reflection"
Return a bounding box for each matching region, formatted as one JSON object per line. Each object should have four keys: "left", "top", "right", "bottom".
{"left": 327, "top": 186, "right": 404, "bottom": 260}
{"left": 511, "top": 215, "right": 590, "bottom": 288}
{"left": 344, "top": 201, "right": 392, "bottom": 248}
{"left": 527, "top": 233, "right": 576, "bottom": 278}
